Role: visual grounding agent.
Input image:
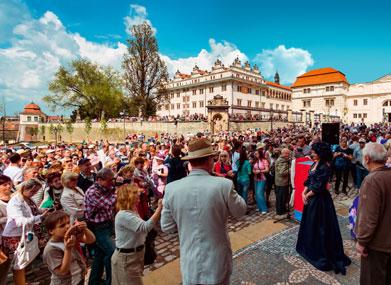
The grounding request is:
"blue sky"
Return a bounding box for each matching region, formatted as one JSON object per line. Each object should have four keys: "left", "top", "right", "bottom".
{"left": 1, "top": 0, "right": 391, "bottom": 115}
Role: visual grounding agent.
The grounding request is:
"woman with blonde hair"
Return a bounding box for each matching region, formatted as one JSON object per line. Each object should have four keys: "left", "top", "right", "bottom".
{"left": 111, "top": 184, "right": 162, "bottom": 285}
{"left": 60, "top": 171, "right": 85, "bottom": 223}
{"left": 2, "top": 178, "right": 49, "bottom": 285}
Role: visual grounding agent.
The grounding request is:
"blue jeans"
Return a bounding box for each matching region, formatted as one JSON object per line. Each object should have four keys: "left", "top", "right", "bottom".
{"left": 88, "top": 222, "right": 115, "bottom": 285}
{"left": 255, "top": 180, "right": 268, "bottom": 212}
{"left": 236, "top": 180, "right": 249, "bottom": 204}
{"left": 356, "top": 166, "right": 369, "bottom": 189}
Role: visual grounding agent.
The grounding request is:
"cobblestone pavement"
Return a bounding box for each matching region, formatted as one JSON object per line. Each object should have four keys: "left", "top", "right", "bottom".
{"left": 144, "top": 192, "right": 294, "bottom": 274}
{"left": 145, "top": 186, "right": 358, "bottom": 274}
{"left": 230, "top": 216, "right": 359, "bottom": 285}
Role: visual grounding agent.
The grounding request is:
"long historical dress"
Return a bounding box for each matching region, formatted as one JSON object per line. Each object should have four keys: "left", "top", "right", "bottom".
{"left": 296, "top": 161, "right": 351, "bottom": 274}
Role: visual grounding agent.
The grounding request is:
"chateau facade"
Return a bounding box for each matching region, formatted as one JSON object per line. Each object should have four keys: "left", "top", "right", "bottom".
{"left": 157, "top": 58, "right": 292, "bottom": 118}
{"left": 291, "top": 68, "right": 391, "bottom": 124}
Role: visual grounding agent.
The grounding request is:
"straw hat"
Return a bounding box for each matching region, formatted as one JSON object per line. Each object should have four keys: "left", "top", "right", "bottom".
{"left": 182, "top": 138, "right": 219, "bottom": 160}
{"left": 256, "top": 142, "right": 266, "bottom": 150}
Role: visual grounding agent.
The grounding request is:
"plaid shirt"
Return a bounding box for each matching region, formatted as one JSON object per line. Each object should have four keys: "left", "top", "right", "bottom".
{"left": 84, "top": 183, "right": 116, "bottom": 224}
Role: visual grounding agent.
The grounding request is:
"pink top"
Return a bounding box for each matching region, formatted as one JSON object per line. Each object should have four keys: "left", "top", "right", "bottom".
{"left": 253, "top": 159, "right": 269, "bottom": 181}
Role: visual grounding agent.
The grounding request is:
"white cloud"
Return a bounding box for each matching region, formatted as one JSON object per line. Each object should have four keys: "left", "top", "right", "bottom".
{"left": 161, "top": 38, "right": 248, "bottom": 76}
{"left": 0, "top": 5, "right": 127, "bottom": 114}
{"left": 0, "top": 0, "right": 31, "bottom": 45}
{"left": 254, "top": 45, "right": 314, "bottom": 84}
{"left": 124, "top": 4, "right": 156, "bottom": 35}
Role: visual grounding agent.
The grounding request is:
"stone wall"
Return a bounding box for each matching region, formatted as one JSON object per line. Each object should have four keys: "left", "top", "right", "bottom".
{"left": 39, "top": 120, "right": 296, "bottom": 143}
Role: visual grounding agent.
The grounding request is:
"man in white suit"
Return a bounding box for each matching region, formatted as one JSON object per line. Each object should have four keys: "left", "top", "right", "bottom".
{"left": 161, "top": 138, "right": 247, "bottom": 285}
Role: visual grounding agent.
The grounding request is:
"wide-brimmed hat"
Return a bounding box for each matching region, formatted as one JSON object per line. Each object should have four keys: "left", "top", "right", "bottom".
{"left": 182, "top": 138, "right": 219, "bottom": 160}
{"left": 256, "top": 142, "right": 266, "bottom": 150}
{"left": 155, "top": 153, "right": 165, "bottom": 161}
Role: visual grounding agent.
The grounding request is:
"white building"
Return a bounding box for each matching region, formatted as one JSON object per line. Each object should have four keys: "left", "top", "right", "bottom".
{"left": 18, "top": 102, "right": 46, "bottom": 141}
{"left": 291, "top": 68, "right": 391, "bottom": 124}
{"left": 157, "top": 58, "right": 292, "bottom": 118}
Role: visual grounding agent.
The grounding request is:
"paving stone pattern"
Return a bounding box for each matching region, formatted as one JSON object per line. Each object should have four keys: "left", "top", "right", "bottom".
{"left": 231, "top": 216, "right": 360, "bottom": 285}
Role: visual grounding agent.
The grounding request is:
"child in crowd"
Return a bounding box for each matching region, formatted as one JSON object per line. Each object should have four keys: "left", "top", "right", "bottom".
{"left": 43, "top": 211, "right": 95, "bottom": 285}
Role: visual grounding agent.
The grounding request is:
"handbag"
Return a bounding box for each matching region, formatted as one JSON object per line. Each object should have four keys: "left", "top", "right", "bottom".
{"left": 144, "top": 229, "right": 157, "bottom": 265}
{"left": 13, "top": 224, "right": 40, "bottom": 270}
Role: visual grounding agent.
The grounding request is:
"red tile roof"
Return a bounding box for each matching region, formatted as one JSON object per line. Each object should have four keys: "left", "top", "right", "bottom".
{"left": 292, "top": 67, "right": 349, "bottom": 88}
{"left": 265, "top": 81, "right": 292, "bottom": 91}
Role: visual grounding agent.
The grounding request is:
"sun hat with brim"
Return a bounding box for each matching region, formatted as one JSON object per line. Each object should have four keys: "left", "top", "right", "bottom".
{"left": 256, "top": 142, "right": 266, "bottom": 150}
{"left": 182, "top": 138, "right": 219, "bottom": 160}
{"left": 155, "top": 153, "right": 165, "bottom": 161}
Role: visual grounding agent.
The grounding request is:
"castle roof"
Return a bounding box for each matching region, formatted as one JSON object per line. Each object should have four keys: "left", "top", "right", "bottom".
{"left": 292, "top": 67, "right": 349, "bottom": 88}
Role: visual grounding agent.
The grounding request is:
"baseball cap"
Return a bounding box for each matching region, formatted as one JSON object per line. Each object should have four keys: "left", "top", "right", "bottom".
{"left": 78, "top": 158, "right": 90, "bottom": 166}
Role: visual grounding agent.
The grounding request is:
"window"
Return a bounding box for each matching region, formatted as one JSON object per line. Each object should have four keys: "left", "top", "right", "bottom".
{"left": 170, "top": 92, "right": 174, "bottom": 98}
{"left": 209, "top": 87, "right": 214, "bottom": 93}
{"left": 281, "top": 105, "right": 285, "bottom": 110}
{"left": 199, "top": 89, "right": 204, "bottom": 95}
{"left": 326, "top": 86, "right": 334, "bottom": 92}
{"left": 276, "top": 104, "right": 279, "bottom": 110}
{"left": 325, "top": 99, "right": 334, "bottom": 107}
{"left": 199, "top": 101, "right": 204, "bottom": 108}
{"left": 192, "top": 90, "right": 196, "bottom": 95}
{"left": 358, "top": 114, "right": 362, "bottom": 118}
{"left": 192, "top": 101, "right": 197, "bottom": 108}
{"left": 303, "top": 88, "right": 311, "bottom": 94}
{"left": 270, "top": 103, "right": 274, "bottom": 109}
{"left": 177, "top": 103, "right": 181, "bottom": 109}
{"left": 176, "top": 92, "right": 180, "bottom": 98}
{"left": 353, "top": 113, "right": 357, "bottom": 118}
{"left": 255, "top": 102, "right": 259, "bottom": 108}
{"left": 262, "top": 102, "right": 266, "bottom": 108}
{"left": 165, "top": 104, "right": 169, "bottom": 110}
{"left": 170, "top": 104, "right": 174, "bottom": 110}
{"left": 255, "top": 89, "right": 260, "bottom": 95}
{"left": 237, "top": 99, "right": 242, "bottom": 106}
{"left": 237, "top": 85, "right": 241, "bottom": 92}
{"left": 27, "top": 116, "right": 31, "bottom": 122}
{"left": 34, "top": 116, "right": 38, "bottom": 122}
{"left": 354, "top": 99, "right": 358, "bottom": 106}
{"left": 247, "top": 101, "right": 252, "bottom": 107}
{"left": 363, "top": 113, "right": 367, "bottom": 118}
{"left": 363, "top": 99, "right": 368, "bottom": 105}
{"left": 222, "top": 85, "right": 227, "bottom": 91}
{"left": 248, "top": 88, "right": 252, "bottom": 94}
{"left": 302, "top": 100, "right": 311, "bottom": 107}
{"left": 182, "top": 96, "right": 186, "bottom": 102}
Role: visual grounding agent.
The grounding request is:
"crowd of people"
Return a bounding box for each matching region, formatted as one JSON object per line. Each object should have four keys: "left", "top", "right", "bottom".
{"left": 0, "top": 122, "right": 390, "bottom": 284}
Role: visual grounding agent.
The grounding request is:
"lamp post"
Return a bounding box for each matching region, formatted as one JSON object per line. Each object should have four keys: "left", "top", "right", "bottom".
{"left": 119, "top": 111, "right": 127, "bottom": 140}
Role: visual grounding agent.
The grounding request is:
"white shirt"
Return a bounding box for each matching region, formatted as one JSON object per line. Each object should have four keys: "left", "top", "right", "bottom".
{"left": 3, "top": 165, "right": 23, "bottom": 184}
{"left": 3, "top": 194, "right": 41, "bottom": 237}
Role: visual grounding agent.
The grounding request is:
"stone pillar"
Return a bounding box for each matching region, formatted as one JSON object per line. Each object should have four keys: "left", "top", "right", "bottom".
{"left": 319, "top": 113, "right": 324, "bottom": 123}
{"left": 300, "top": 109, "right": 306, "bottom": 123}
{"left": 287, "top": 109, "right": 292, "bottom": 123}
{"left": 309, "top": 110, "right": 315, "bottom": 128}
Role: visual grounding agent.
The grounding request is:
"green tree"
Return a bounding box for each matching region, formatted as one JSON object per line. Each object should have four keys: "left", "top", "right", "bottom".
{"left": 122, "top": 22, "right": 169, "bottom": 117}
{"left": 100, "top": 118, "right": 108, "bottom": 137}
{"left": 65, "top": 120, "right": 74, "bottom": 143}
{"left": 28, "top": 127, "right": 38, "bottom": 141}
{"left": 44, "top": 59, "right": 125, "bottom": 119}
{"left": 84, "top": 117, "right": 92, "bottom": 141}
{"left": 49, "top": 124, "right": 63, "bottom": 144}
{"left": 40, "top": 125, "right": 46, "bottom": 141}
